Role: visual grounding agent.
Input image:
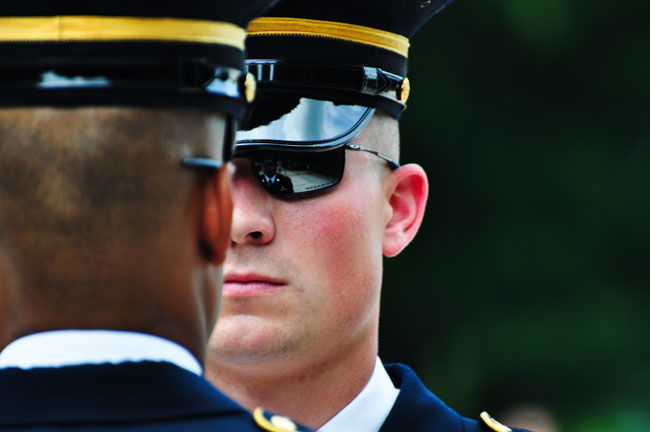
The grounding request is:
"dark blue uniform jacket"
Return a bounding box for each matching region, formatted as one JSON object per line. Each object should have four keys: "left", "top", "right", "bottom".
{"left": 0, "top": 361, "right": 274, "bottom": 431}
{"left": 381, "top": 363, "right": 531, "bottom": 432}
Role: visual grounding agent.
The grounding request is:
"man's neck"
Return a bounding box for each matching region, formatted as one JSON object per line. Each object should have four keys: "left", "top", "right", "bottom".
{"left": 206, "top": 341, "right": 377, "bottom": 430}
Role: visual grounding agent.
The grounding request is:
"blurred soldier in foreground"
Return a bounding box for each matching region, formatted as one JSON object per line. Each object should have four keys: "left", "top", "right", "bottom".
{"left": 205, "top": 1, "right": 532, "bottom": 431}
{"left": 0, "top": 2, "right": 305, "bottom": 431}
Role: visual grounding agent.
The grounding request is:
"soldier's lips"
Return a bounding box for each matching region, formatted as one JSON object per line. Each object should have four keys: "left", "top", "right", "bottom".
{"left": 222, "top": 274, "right": 286, "bottom": 297}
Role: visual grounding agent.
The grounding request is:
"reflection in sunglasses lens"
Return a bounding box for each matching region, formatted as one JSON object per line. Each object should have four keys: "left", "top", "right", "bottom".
{"left": 245, "top": 148, "right": 345, "bottom": 196}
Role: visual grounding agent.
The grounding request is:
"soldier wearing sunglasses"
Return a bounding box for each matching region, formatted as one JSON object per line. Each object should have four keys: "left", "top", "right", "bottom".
{"left": 202, "top": 1, "right": 531, "bottom": 431}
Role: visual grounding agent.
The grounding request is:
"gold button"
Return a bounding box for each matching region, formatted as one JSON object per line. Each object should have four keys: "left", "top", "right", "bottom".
{"left": 398, "top": 77, "right": 411, "bottom": 104}
{"left": 480, "top": 411, "right": 512, "bottom": 432}
{"left": 270, "top": 415, "right": 298, "bottom": 431}
{"left": 245, "top": 72, "right": 256, "bottom": 103}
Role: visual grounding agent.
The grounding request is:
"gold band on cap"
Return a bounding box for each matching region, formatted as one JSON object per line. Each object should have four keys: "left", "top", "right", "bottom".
{"left": 247, "top": 17, "right": 409, "bottom": 58}
{"left": 0, "top": 16, "right": 245, "bottom": 49}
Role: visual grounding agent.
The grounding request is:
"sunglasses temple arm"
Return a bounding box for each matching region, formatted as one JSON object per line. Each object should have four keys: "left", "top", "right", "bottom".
{"left": 345, "top": 144, "right": 400, "bottom": 170}
{"left": 181, "top": 157, "right": 223, "bottom": 171}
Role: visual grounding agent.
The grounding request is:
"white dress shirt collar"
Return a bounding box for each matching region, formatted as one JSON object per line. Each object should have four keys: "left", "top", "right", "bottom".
{"left": 0, "top": 329, "right": 202, "bottom": 375}
{"left": 318, "top": 357, "right": 400, "bottom": 432}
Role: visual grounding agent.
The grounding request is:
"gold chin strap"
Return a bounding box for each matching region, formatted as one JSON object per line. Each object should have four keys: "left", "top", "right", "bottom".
{"left": 0, "top": 16, "right": 245, "bottom": 49}
{"left": 247, "top": 17, "right": 409, "bottom": 58}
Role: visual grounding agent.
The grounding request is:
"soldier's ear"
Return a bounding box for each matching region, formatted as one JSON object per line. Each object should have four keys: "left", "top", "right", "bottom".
{"left": 200, "top": 164, "right": 233, "bottom": 265}
{"left": 382, "top": 163, "right": 428, "bottom": 257}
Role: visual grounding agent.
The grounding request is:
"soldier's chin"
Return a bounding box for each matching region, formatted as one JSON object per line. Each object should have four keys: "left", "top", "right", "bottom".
{"left": 209, "top": 319, "right": 301, "bottom": 364}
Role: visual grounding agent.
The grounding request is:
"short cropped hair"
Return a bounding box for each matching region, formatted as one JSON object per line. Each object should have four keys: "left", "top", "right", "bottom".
{"left": 0, "top": 107, "right": 224, "bottom": 294}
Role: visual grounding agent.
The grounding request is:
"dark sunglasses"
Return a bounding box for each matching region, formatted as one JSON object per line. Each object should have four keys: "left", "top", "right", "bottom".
{"left": 182, "top": 144, "right": 399, "bottom": 197}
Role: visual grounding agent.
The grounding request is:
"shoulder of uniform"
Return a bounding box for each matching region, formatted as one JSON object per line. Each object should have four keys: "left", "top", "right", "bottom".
{"left": 479, "top": 411, "right": 531, "bottom": 432}
{"left": 252, "top": 407, "right": 307, "bottom": 432}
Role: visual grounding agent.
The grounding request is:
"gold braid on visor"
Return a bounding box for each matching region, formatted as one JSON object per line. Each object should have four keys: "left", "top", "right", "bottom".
{"left": 0, "top": 16, "right": 245, "bottom": 48}
{"left": 247, "top": 17, "right": 409, "bottom": 58}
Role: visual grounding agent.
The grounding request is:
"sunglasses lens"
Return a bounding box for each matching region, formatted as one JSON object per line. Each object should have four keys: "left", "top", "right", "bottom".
{"left": 239, "top": 148, "right": 345, "bottom": 196}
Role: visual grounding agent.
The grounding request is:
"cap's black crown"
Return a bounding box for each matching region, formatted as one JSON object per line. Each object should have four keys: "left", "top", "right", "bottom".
{"left": 245, "top": 0, "right": 454, "bottom": 117}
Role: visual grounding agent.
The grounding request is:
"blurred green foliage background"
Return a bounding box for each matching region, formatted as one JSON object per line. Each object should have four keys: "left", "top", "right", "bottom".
{"left": 379, "top": 1, "right": 650, "bottom": 431}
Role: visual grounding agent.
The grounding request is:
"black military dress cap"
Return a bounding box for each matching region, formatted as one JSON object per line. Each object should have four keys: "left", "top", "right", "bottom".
{"left": 0, "top": 0, "right": 275, "bottom": 118}
{"left": 237, "top": 0, "right": 455, "bottom": 153}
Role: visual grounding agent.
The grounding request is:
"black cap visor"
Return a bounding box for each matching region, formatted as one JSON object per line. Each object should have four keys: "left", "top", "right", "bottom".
{"left": 236, "top": 95, "right": 375, "bottom": 152}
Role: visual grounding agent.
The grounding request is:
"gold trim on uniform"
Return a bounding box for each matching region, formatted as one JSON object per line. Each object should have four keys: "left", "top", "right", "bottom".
{"left": 0, "top": 16, "right": 245, "bottom": 48}
{"left": 253, "top": 407, "right": 299, "bottom": 432}
{"left": 480, "top": 411, "right": 512, "bottom": 432}
{"left": 247, "top": 17, "right": 409, "bottom": 58}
